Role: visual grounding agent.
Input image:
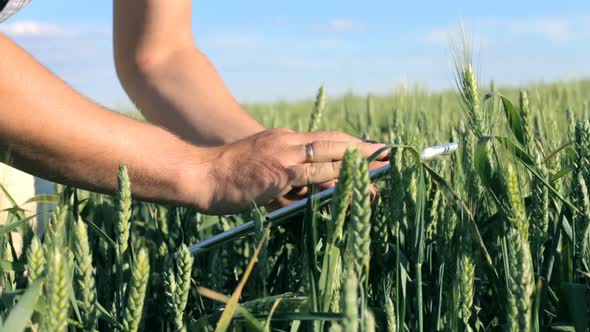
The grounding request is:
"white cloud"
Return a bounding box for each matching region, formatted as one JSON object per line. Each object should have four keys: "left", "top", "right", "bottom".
{"left": 312, "top": 19, "right": 367, "bottom": 33}
{"left": 509, "top": 18, "right": 574, "bottom": 42}
{"left": 200, "top": 35, "right": 261, "bottom": 51}
{"left": 314, "top": 39, "right": 353, "bottom": 50}
{"left": 422, "top": 28, "right": 452, "bottom": 44}
{"left": 1, "top": 22, "right": 127, "bottom": 107}
{"left": 422, "top": 16, "right": 587, "bottom": 46}
{"left": 0, "top": 20, "right": 110, "bottom": 39}
{"left": 0, "top": 20, "right": 77, "bottom": 37}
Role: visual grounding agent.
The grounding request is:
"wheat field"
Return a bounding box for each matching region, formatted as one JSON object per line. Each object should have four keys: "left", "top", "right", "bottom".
{"left": 1, "top": 54, "right": 590, "bottom": 331}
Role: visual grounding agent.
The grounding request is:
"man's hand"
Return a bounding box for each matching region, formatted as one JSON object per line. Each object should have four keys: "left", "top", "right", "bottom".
{"left": 189, "top": 129, "right": 389, "bottom": 215}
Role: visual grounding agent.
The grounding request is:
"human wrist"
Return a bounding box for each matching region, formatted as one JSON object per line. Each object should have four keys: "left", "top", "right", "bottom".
{"left": 173, "top": 144, "right": 219, "bottom": 213}
{"left": 218, "top": 119, "right": 265, "bottom": 145}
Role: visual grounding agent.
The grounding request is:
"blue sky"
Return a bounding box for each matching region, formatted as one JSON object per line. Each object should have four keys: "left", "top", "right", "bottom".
{"left": 1, "top": 1, "right": 589, "bottom": 108}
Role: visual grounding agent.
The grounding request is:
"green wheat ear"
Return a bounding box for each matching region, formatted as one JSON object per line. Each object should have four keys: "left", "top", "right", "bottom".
{"left": 329, "top": 148, "right": 356, "bottom": 247}
{"left": 426, "top": 189, "right": 441, "bottom": 242}
{"left": 343, "top": 269, "right": 359, "bottom": 332}
{"left": 519, "top": 90, "right": 534, "bottom": 153}
{"left": 457, "top": 233, "right": 475, "bottom": 332}
{"left": 462, "top": 64, "right": 483, "bottom": 135}
{"left": 45, "top": 205, "right": 68, "bottom": 250}
{"left": 384, "top": 290, "right": 397, "bottom": 332}
{"left": 574, "top": 120, "right": 590, "bottom": 185}
{"left": 506, "top": 232, "right": 534, "bottom": 332}
{"left": 329, "top": 323, "right": 343, "bottom": 332}
{"left": 174, "top": 244, "right": 194, "bottom": 331}
{"left": 574, "top": 174, "right": 590, "bottom": 272}
{"left": 164, "top": 261, "right": 178, "bottom": 325}
{"left": 26, "top": 234, "right": 45, "bottom": 285}
{"left": 567, "top": 106, "right": 576, "bottom": 141}
{"left": 529, "top": 159, "right": 549, "bottom": 271}
{"left": 364, "top": 308, "right": 376, "bottom": 332}
{"left": 116, "top": 164, "right": 132, "bottom": 257}
{"left": 73, "top": 219, "right": 98, "bottom": 331}
{"left": 506, "top": 165, "right": 528, "bottom": 239}
{"left": 44, "top": 247, "right": 71, "bottom": 332}
{"left": 455, "top": 54, "right": 484, "bottom": 139}
{"left": 115, "top": 164, "right": 132, "bottom": 323}
{"left": 370, "top": 197, "right": 388, "bottom": 258}
{"left": 123, "top": 248, "right": 150, "bottom": 332}
{"left": 505, "top": 165, "right": 534, "bottom": 332}
{"left": 308, "top": 84, "right": 326, "bottom": 131}
{"left": 344, "top": 150, "right": 371, "bottom": 281}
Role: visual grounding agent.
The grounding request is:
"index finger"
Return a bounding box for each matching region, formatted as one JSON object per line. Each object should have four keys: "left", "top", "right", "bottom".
{"left": 282, "top": 141, "right": 389, "bottom": 165}
{"left": 297, "top": 131, "right": 363, "bottom": 144}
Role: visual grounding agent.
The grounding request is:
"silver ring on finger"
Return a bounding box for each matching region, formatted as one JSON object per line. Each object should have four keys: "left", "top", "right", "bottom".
{"left": 305, "top": 143, "right": 315, "bottom": 163}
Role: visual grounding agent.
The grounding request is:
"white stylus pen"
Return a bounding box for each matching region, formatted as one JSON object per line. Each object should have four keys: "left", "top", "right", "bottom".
{"left": 420, "top": 142, "right": 459, "bottom": 160}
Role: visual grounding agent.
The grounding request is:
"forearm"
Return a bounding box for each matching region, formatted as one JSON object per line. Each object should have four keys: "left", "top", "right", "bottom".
{"left": 116, "top": 47, "right": 264, "bottom": 146}
{"left": 0, "top": 34, "right": 212, "bottom": 210}
{"left": 113, "top": 0, "right": 264, "bottom": 146}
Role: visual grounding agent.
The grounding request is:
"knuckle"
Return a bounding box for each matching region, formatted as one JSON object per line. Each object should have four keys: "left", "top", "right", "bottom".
{"left": 327, "top": 130, "right": 341, "bottom": 137}
{"left": 359, "top": 142, "right": 375, "bottom": 154}
{"left": 303, "top": 165, "right": 313, "bottom": 181}
{"left": 310, "top": 165, "right": 321, "bottom": 177}
{"left": 273, "top": 127, "right": 294, "bottom": 135}
{"left": 312, "top": 140, "right": 329, "bottom": 153}
{"left": 273, "top": 128, "right": 297, "bottom": 145}
{"left": 314, "top": 130, "right": 336, "bottom": 140}
{"left": 329, "top": 130, "right": 351, "bottom": 141}
{"left": 282, "top": 134, "right": 299, "bottom": 145}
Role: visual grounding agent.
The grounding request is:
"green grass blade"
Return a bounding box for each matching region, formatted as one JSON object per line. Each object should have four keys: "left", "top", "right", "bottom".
{"left": 0, "top": 183, "right": 21, "bottom": 211}
{"left": 197, "top": 286, "right": 265, "bottom": 331}
{"left": 367, "top": 146, "right": 390, "bottom": 163}
{"left": 0, "top": 279, "right": 43, "bottom": 332}
{"left": 81, "top": 216, "right": 116, "bottom": 248}
{"left": 0, "top": 259, "right": 25, "bottom": 273}
{"left": 483, "top": 93, "right": 526, "bottom": 146}
{"left": 0, "top": 214, "right": 37, "bottom": 237}
{"left": 213, "top": 226, "right": 269, "bottom": 331}
{"left": 23, "top": 194, "right": 60, "bottom": 205}
{"left": 551, "top": 166, "right": 572, "bottom": 182}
